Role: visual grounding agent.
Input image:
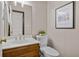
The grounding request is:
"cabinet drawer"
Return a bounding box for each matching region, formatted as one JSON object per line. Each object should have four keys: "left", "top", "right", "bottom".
{"left": 3, "top": 44, "right": 40, "bottom": 57}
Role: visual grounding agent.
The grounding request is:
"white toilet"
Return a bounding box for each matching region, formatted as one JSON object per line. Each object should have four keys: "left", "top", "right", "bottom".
{"left": 36, "top": 35, "right": 59, "bottom": 57}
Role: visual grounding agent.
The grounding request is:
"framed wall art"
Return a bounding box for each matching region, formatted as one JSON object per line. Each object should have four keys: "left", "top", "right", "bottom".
{"left": 55, "top": 1, "right": 74, "bottom": 29}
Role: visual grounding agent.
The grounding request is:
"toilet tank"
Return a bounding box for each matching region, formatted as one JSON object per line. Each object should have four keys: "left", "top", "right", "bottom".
{"left": 36, "top": 35, "right": 48, "bottom": 48}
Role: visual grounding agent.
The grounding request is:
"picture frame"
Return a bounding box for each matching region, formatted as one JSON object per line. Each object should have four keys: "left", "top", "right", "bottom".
{"left": 55, "top": 1, "right": 74, "bottom": 29}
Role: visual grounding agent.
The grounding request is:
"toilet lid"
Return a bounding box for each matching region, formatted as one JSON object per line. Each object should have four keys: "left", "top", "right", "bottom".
{"left": 41, "top": 47, "right": 59, "bottom": 56}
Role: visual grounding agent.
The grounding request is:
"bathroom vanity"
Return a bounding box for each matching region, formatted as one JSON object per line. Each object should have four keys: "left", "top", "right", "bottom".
{"left": 1, "top": 1, "right": 40, "bottom": 57}
{"left": 2, "top": 38, "right": 40, "bottom": 57}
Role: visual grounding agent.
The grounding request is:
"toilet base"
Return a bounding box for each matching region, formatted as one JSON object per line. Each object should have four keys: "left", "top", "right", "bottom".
{"left": 40, "top": 47, "right": 60, "bottom": 57}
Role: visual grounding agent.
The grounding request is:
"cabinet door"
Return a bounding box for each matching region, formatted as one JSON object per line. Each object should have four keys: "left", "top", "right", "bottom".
{"left": 3, "top": 44, "right": 40, "bottom": 57}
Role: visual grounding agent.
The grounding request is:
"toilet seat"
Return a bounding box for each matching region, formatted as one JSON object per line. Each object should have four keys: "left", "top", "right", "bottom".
{"left": 40, "top": 47, "right": 59, "bottom": 57}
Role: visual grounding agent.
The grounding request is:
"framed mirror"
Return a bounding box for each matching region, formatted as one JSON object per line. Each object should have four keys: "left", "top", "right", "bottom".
{"left": 4, "top": 1, "right": 32, "bottom": 36}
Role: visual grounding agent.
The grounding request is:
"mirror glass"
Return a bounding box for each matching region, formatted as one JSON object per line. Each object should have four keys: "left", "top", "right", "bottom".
{"left": 4, "top": 1, "right": 32, "bottom": 36}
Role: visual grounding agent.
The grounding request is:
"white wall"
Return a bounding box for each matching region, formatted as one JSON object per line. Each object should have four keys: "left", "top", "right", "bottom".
{"left": 28, "top": 1, "right": 47, "bottom": 35}
{"left": 47, "top": 1, "right": 79, "bottom": 57}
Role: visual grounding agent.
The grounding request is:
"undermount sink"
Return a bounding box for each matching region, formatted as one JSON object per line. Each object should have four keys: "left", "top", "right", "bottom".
{"left": 2, "top": 38, "right": 39, "bottom": 49}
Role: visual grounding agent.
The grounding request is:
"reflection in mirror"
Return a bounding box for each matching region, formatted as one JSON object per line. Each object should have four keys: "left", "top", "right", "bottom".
{"left": 11, "top": 10, "right": 24, "bottom": 36}
{"left": 8, "top": 23, "right": 10, "bottom": 36}
{"left": 4, "top": 1, "right": 32, "bottom": 36}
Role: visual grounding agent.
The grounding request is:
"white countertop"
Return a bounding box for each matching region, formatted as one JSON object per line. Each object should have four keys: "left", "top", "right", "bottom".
{"left": 2, "top": 38, "right": 39, "bottom": 50}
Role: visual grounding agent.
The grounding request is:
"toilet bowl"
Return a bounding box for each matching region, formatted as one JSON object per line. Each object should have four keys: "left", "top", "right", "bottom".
{"left": 36, "top": 35, "right": 60, "bottom": 57}
{"left": 40, "top": 47, "right": 59, "bottom": 57}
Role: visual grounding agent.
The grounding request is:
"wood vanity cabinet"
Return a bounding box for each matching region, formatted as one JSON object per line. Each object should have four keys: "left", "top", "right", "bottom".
{"left": 3, "top": 44, "right": 40, "bottom": 57}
